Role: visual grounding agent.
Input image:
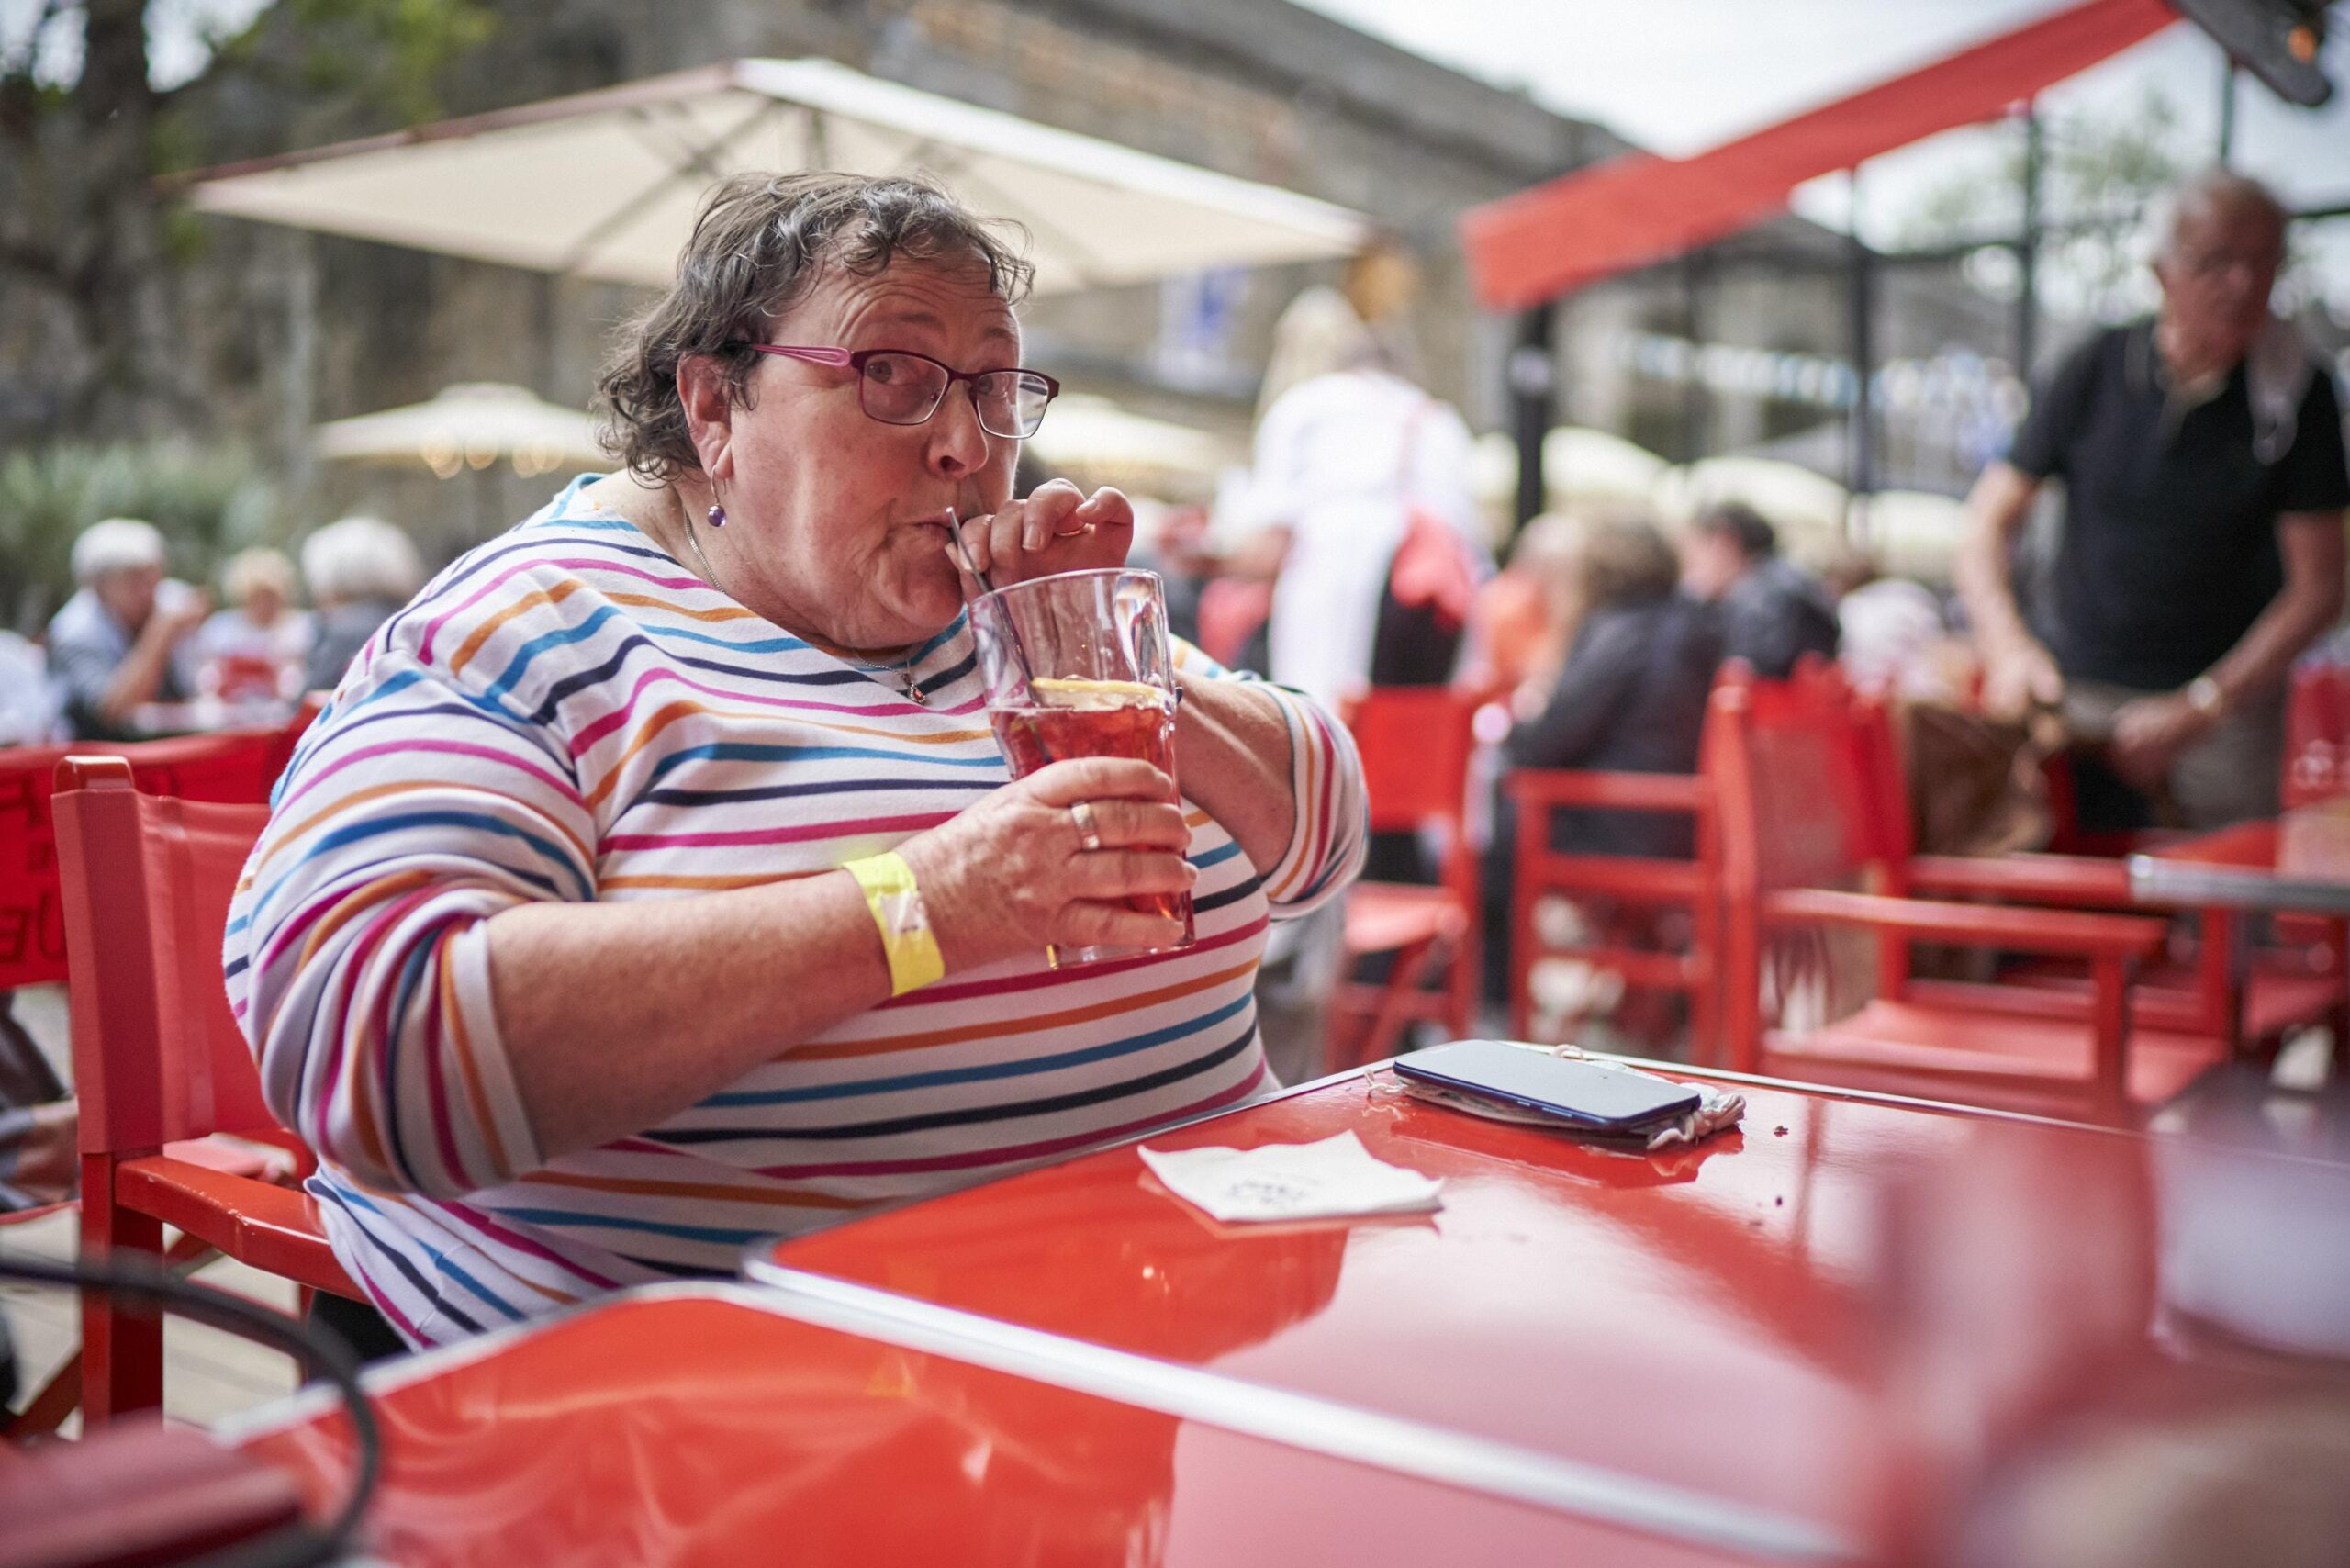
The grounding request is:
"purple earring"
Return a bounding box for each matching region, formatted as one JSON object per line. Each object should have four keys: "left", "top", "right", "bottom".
{"left": 705, "top": 504, "right": 727, "bottom": 529}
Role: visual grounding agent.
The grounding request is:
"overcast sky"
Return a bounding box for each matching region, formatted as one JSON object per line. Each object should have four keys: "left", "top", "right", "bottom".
{"left": 1295, "top": 0, "right": 2350, "bottom": 310}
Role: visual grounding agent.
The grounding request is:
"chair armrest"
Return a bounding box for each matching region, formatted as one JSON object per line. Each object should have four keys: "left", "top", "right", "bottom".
{"left": 1763, "top": 888, "right": 2166, "bottom": 960}
{"left": 1907, "top": 853, "right": 2136, "bottom": 908}
{"left": 115, "top": 1155, "right": 361, "bottom": 1299}
{"left": 1505, "top": 768, "right": 1707, "bottom": 814}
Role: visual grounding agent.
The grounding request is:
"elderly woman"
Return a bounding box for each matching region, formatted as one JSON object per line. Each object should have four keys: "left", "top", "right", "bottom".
{"left": 185, "top": 546, "right": 312, "bottom": 704}
{"left": 228, "top": 172, "right": 1365, "bottom": 1349}
{"left": 1481, "top": 509, "right": 1721, "bottom": 1005}
{"left": 299, "top": 515, "right": 426, "bottom": 691}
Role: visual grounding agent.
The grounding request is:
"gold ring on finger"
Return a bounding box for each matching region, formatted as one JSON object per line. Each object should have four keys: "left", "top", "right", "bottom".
{"left": 1070, "top": 799, "right": 1103, "bottom": 853}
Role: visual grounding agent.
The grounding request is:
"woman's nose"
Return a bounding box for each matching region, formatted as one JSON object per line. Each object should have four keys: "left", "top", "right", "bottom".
{"left": 926, "top": 385, "right": 991, "bottom": 476}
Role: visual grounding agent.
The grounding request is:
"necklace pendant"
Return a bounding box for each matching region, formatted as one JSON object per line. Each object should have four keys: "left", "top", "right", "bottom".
{"left": 903, "top": 672, "right": 927, "bottom": 706}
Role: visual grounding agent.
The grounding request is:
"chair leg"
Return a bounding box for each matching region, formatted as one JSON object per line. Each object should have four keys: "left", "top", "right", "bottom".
{"left": 79, "top": 1157, "right": 164, "bottom": 1427}
{"left": 5, "top": 1355, "right": 82, "bottom": 1442}
{"left": 1358, "top": 939, "right": 1444, "bottom": 1069}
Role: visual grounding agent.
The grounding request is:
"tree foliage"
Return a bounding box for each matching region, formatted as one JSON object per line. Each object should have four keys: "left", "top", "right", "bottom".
{"left": 0, "top": 0, "right": 495, "bottom": 440}
{"left": 1897, "top": 88, "right": 2190, "bottom": 324}
{"left": 0, "top": 442, "right": 277, "bottom": 631}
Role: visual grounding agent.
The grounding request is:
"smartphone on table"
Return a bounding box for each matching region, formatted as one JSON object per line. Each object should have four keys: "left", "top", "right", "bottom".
{"left": 1393, "top": 1040, "right": 1700, "bottom": 1135}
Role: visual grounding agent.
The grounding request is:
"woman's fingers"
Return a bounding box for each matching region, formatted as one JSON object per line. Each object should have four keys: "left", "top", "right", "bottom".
{"left": 1075, "top": 798, "right": 1190, "bottom": 851}
{"left": 955, "top": 511, "right": 997, "bottom": 578}
{"left": 1054, "top": 901, "right": 1190, "bottom": 953}
{"left": 1069, "top": 848, "right": 1195, "bottom": 902}
{"left": 1021, "top": 481, "right": 1085, "bottom": 551}
{"left": 1071, "top": 487, "right": 1134, "bottom": 534}
{"left": 1021, "top": 756, "right": 1176, "bottom": 806}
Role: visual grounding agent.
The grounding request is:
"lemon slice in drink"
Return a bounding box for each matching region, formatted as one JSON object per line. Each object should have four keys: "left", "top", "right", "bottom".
{"left": 1031, "top": 677, "right": 1168, "bottom": 711}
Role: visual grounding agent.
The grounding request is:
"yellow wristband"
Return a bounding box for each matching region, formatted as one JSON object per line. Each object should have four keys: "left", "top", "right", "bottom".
{"left": 841, "top": 851, "right": 946, "bottom": 997}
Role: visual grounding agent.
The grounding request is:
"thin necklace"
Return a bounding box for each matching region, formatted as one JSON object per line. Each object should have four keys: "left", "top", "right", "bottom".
{"left": 673, "top": 501, "right": 929, "bottom": 705}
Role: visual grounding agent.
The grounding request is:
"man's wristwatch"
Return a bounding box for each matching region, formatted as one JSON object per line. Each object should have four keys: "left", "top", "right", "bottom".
{"left": 2185, "top": 675, "right": 2226, "bottom": 720}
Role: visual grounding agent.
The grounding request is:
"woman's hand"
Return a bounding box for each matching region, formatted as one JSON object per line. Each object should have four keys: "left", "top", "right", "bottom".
{"left": 895, "top": 756, "right": 1193, "bottom": 969}
{"left": 951, "top": 479, "right": 1133, "bottom": 593}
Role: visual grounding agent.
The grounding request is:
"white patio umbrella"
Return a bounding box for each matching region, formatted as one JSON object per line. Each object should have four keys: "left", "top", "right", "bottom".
{"left": 1652, "top": 456, "right": 1852, "bottom": 566}
{"left": 314, "top": 383, "right": 605, "bottom": 479}
{"left": 1846, "top": 489, "right": 1970, "bottom": 586}
{"left": 1024, "top": 394, "right": 1234, "bottom": 498}
{"left": 180, "top": 58, "right": 1370, "bottom": 294}
{"left": 1468, "top": 426, "right": 1669, "bottom": 533}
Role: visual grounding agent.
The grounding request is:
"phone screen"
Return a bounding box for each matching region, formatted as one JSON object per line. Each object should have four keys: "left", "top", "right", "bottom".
{"left": 1393, "top": 1041, "right": 1700, "bottom": 1131}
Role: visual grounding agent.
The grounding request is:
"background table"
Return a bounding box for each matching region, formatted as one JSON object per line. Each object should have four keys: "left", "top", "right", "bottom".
{"left": 2130, "top": 801, "right": 2350, "bottom": 1051}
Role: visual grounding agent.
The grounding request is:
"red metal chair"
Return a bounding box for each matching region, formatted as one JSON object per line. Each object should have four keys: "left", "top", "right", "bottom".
{"left": 1503, "top": 767, "right": 1717, "bottom": 1058}
{"left": 2284, "top": 661, "right": 2350, "bottom": 810}
{"left": 1324, "top": 687, "right": 1485, "bottom": 1071}
{"left": 2, "top": 720, "right": 320, "bottom": 1440}
{"left": 1, "top": 721, "right": 311, "bottom": 998}
{"left": 1711, "top": 664, "right": 2223, "bottom": 1126}
{"left": 53, "top": 756, "right": 358, "bottom": 1428}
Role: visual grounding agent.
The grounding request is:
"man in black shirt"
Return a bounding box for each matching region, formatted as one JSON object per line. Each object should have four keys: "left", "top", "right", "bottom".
{"left": 1957, "top": 170, "right": 2349, "bottom": 828}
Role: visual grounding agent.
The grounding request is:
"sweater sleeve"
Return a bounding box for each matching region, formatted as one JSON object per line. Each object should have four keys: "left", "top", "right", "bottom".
{"left": 1172, "top": 637, "right": 1366, "bottom": 919}
{"left": 225, "top": 650, "right": 592, "bottom": 1199}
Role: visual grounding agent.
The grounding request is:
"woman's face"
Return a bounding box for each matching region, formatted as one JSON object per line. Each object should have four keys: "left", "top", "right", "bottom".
{"left": 687, "top": 254, "right": 1022, "bottom": 650}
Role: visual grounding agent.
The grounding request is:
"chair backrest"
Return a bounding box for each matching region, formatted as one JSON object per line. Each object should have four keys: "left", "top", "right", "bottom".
{"left": 2284, "top": 662, "right": 2350, "bottom": 809}
{"left": 0, "top": 719, "right": 309, "bottom": 993}
{"left": 53, "top": 757, "right": 278, "bottom": 1152}
{"left": 1339, "top": 685, "right": 1484, "bottom": 838}
{"left": 1339, "top": 684, "right": 1492, "bottom": 906}
{"left": 1707, "top": 660, "right": 1895, "bottom": 902}
{"left": 1708, "top": 662, "right": 1908, "bottom": 1061}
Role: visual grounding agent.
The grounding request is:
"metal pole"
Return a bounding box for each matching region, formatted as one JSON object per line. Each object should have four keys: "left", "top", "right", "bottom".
{"left": 2018, "top": 101, "right": 2042, "bottom": 377}
{"left": 2219, "top": 57, "right": 2239, "bottom": 163}
{"left": 1848, "top": 187, "right": 1875, "bottom": 498}
{"left": 282, "top": 230, "right": 319, "bottom": 527}
{"left": 1680, "top": 252, "right": 1707, "bottom": 461}
{"left": 1507, "top": 301, "right": 1556, "bottom": 533}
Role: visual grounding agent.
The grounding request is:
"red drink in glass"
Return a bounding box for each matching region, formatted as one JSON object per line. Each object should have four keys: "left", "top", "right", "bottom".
{"left": 990, "top": 679, "right": 1195, "bottom": 947}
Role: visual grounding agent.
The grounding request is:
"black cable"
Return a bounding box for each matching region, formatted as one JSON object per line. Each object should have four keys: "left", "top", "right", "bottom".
{"left": 0, "top": 1249, "right": 381, "bottom": 1568}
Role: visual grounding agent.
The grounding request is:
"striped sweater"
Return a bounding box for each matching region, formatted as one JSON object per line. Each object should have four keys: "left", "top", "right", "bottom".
{"left": 225, "top": 477, "right": 1365, "bottom": 1346}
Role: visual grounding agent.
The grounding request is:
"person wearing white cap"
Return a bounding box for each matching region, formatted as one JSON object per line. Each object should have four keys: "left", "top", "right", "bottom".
{"left": 44, "top": 517, "right": 210, "bottom": 738}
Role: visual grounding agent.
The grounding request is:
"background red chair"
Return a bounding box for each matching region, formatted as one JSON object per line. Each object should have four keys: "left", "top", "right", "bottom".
{"left": 1503, "top": 767, "right": 1717, "bottom": 1058}
{"left": 1324, "top": 687, "right": 1485, "bottom": 1071}
{"left": 1710, "top": 664, "right": 2218, "bottom": 1126}
{"left": 2284, "top": 661, "right": 2350, "bottom": 810}
{"left": 53, "top": 756, "right": 357, "bottom": 1428}
{"left": 0, "top": 718, "right": 314, "bottom": 999}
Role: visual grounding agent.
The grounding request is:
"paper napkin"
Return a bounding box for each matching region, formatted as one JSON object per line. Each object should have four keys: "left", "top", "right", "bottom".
{"left": 1136, "top": 1131, "right": 1444, "bottom": 1223}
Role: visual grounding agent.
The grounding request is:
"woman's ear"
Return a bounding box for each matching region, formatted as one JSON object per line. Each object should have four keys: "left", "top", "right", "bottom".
{"left": 677, "top": 355, "right": 737, "bottom": 482}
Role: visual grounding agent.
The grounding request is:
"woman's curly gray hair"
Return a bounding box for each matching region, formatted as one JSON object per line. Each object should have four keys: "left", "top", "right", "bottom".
{"left": 594, "top": 172, "right": 1034, "bottom": 482}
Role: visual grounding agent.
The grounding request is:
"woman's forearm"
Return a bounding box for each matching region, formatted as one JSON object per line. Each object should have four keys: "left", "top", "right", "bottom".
{"left": 1172, "top": 671, "right": 1296, "bottom": 876}
{"left": 486, "top": 871, "right": 890, "bottom": 1160}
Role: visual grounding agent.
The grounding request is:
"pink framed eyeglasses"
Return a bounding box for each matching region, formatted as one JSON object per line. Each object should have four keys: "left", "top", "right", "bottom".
{"left": 733, "top": 344, "right": 1060, "bottom": 439}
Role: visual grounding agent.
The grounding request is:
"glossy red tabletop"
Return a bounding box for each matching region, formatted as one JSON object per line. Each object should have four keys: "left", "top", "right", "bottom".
{"left": 229, "top": 1286, "right": 1740, "bottom": 1567}
{"left": 761, "top": 1068, "right": 2217, "bottom": 1544}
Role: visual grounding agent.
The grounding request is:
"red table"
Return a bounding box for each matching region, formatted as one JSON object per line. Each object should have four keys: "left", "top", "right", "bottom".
{"left": 224, "top": 1285, "right": 1751, "bottom": 1566}
{"left": 217, "top": 1063, "right": 2348, "bottom": 1565}
{"left": 755, "top": 1061, "right": 2348, "bottom": 1557}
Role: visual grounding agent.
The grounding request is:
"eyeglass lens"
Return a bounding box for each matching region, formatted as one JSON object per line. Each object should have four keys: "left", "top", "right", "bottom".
{"left": 858, "top": 353, "right": 1053, "bottom": 438}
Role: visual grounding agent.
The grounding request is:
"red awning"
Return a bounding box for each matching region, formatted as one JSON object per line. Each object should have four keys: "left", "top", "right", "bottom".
{"left": 1460, "top": 0, "right": 2178, "bottom": 310}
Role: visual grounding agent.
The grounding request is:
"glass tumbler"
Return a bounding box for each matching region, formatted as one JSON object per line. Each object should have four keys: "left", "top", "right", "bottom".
{"left": 970, "top": 568, "right": 1196, "bottom": 966}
